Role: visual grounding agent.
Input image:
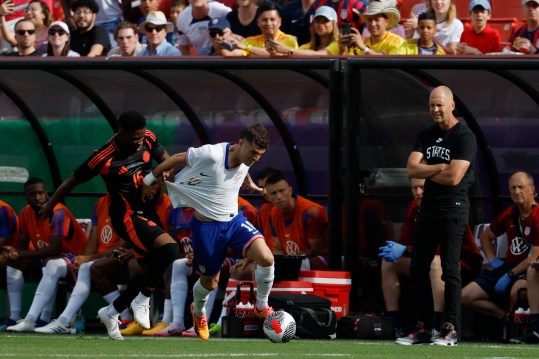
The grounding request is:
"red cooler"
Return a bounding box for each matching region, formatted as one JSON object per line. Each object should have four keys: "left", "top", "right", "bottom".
{"left": 299, "top": 270, "right": 352, "bottom": 318}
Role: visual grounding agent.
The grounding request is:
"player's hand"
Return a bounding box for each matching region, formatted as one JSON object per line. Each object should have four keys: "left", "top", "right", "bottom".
{"left": 117, "top": 248, "right": 134, "bottom": 263}
{"left": 141, "top": 183, "right": 154, "bottom": 203}
{"left": 490, "top": 258, "right": 504, "bottom": 269}
{"left": 2, "top": 245, "right": 19, "bottom": 261}
{"left": 378, "top": 241, "right": 406, "bottom": 262}
{"left": 494, "top": 273, "right": 512, "bottom": 294}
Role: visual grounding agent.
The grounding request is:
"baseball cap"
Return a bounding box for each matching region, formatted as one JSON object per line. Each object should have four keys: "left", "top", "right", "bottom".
{"left": 208, "top": 17, "right": 231, "bottom": 32}
{"left": 522, "top": 0, "right": 539, "bottom": 5}
{"left": 314, "top": 6, "right": 338, "bottom": 22}
{"left": 49, "top": 21, "right": 70, "bottom": 34}
{"left": 469, "top": 0, "right": 491, "bottom": 12}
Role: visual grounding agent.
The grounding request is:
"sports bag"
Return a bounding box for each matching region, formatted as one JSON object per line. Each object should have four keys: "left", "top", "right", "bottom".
{"left": 268, "top": 294, "right": 337, "bottom": 339}
{"left": 336, "top": 314, "right": 394, "bottom": 339}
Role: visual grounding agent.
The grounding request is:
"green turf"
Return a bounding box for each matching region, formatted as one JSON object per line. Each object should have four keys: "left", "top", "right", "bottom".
{"left": 0, "top": 333, "right": 538, "bottom": 358}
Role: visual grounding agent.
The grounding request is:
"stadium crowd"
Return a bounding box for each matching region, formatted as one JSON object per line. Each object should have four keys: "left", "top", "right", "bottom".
{"left": 0, "top": 0, "right": 538, "bottom": 57}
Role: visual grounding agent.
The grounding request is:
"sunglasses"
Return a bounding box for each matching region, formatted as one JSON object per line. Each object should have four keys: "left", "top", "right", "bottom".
{"left": 145, "top": 25, "right": 165, "bottom": 33}
{"left": 49, "top": 29, "right": 67, "bottom": 36}
{"left": 16, "top": 29, "right": 36, "bottom": 35}
{"left": 209, "top": 30, "right": 224, "bottom": 38}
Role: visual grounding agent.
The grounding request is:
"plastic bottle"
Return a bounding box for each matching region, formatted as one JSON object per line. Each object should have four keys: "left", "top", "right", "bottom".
{"left": 74, "top": 309, "right": 85, "bottom": 334}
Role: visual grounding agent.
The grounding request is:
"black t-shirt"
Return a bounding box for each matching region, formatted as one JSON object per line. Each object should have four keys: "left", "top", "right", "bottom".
{"left": 413, "top": 122, "right": 477, "bottom": 221}
{"left": 70, "top": 25, "right": 111, "bottom": 56}
{"left": 226, "top": 10, "right": 261, "bottom": 38}
{"left": 281, "top": 0, "right": 314, "bottom": 46}
{"left": 73, "top": 130, "right": 166, "bottom": 218}
{"left": 4, "top": 50, "right": 41, "bottom": 56}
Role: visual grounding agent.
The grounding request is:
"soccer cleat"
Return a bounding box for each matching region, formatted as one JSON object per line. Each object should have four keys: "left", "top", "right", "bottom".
{"left": 34, "top": 319, "right": 70, "bottom": 334}
{"left": 209, "top": 323, "right": 221, "bottom": 336}
{"left": 395, "top": 322, "right": 433, "bottom": 345}
{"left": 142, "top": 322, "right": 168, "bottom": 336}
{"left": 6, "top": 319, "right": 36, "bottom": 332}
{"left": 120, "top": 321, "right": 144, "bottom": 336}
{"left": 510, "top": 330, "right": 539, "bottom": 344}
{"left": 155, "top": 322, "right": 185, "bottom": 337}
{"left": 254, "top": 303, "right": 274, "bottom": 319}
{"left": 97, "top": 307, "right": 124, "bottom": 340}
{"left": 0, "top": 318, "right": 17, "bottom": 332}
{"left": 181, "top": 327, "right": 198, "bottom": 337}
{"left": 130, "top": 297, "right": 151, "bottom": 329}
{"left": 190, "top": 303, "right": 209, "bottom": 340}
{"left": 119, "top": 319, "right": 133, "bottom": 330}
{"left": 35, "top": 319, "right": 49, "bottom": 328}
{"left": 433, "top": 322, "right": 458, "bottom": 346}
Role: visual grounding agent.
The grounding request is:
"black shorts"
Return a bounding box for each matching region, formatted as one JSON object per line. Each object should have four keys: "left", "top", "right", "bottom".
{"left": 111, "top": 213, "right": 166, "bottom": 259}
{"left": 473, "top": 262, "right": 516, "bottom": 307}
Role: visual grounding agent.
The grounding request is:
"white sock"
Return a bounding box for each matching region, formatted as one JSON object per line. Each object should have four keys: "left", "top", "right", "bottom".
{"left": 103, "top": 290, "right": 121, "bottom": 304}
{"left": 6, "top": 266, "right": 24, "bottom": 320}
{"left": 120, "top": 308, "right": 133, "bottom": 321}
{"left": 216, "top": 306, "right": 226, "bottom": 326}
{"left": 40, "top": 284, "right": 58, "bottom": 323}
{"left": 58, "top": 261, "right": 94, "bottom": 325}
{"left": 105, "top": 303, "right": 120, "bottom": 316}
{"left": 255, "top": 264, "right": 274, "bottom": 309}
{"left": 134, "top": 292, "right": 150, "bottom": 303}
{"left": 205, "top": 286, "right": 220, "bottom": 322}
{"left": 26, "top": 259, "right": 67, "bottom": 322}
{"left": 171, "top": 258, "right": 192, "bottom": 326}
{"left": 162, "top": 299, "right": 172, "bottom": 323}
{"left": 193, "top": 279, "right": 211, "bottom": 317}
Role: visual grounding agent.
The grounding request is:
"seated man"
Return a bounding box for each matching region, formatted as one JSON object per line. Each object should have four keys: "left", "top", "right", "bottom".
{"left": 461, "top": 171, "right": 539, "bottom": 335}
{"left": 0, "top": 199, "right": 19, "bottom": 331}
{"left": 3, "top": 178, "right": 88, "bottom": 332}
{"left": 511, "top": 257, "right": 539, "bottom": 343}
{"left": 264, "top": 172, "right": 328, "bottom": 270}
{"left": 137, "top": 11, "right": 181, "bottom": 56}
{"left": 509, "top": 0, "right": 539, "bottom": 54}
{"left": 380, "top": 177, "right": 482, "bottom": 338}
{"left": 107, "top": 21, "right": 146, "bottom": 57}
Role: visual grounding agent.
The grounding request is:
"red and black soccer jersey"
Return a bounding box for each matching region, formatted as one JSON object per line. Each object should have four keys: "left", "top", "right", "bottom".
{"left": 73, "top": 130, "right": 166, "bottom": 218}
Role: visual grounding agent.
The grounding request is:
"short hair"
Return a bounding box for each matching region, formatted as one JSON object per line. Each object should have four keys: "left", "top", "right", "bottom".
{"left": 24, "top": 177, "right": 45, "bottom": 190}
{"left": 14, "top": 19, "right": 35, "bottom": 31}
{"left": 117, "top": 111, "right": 146, "bottom": 131}
{"left": 72, "top": 0, "right": 100, "bottom": 14}
{"left": 264, "top": 172, "right": 287, "bottom": 187}
{"left": 258, "top": 167, "right": 282, "bottom": 182}
{"left": 114, "top": 21, "right": 138, "bottom": 40}
{"left": 257, "top": 2, "right": 281, "bottom": 18}
{"left": 511, "top": 171, "right": 535, "bottom": 186}
{"left": 171, "top": 0, "right": 187, "bottom": 7}
{"left": 418, "top": 11, "right": 436, "bottom": 23}
{"left": 240, "top": 124, "right": 270, "bottom": 149}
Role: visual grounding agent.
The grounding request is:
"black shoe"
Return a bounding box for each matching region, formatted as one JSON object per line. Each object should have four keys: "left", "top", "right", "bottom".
{"left": 510, "top": 331, "right": 539, "bottom": 344}
{"left": 433, "top": 322, "right": 458, "bottom": 346}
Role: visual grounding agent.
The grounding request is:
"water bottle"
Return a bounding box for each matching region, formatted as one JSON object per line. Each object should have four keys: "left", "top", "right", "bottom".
{"left": 75, "top": 309, "right": 85, "bottom": 334}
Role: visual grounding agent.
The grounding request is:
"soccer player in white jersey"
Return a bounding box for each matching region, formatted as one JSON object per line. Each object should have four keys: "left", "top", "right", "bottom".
{"left": 142, "top": 124, "right": 274, "bottom": 340}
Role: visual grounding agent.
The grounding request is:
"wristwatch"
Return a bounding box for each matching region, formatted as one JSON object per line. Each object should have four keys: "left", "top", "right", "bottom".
{"left": 363, "top": 46, "right": 370, "bottom": 54}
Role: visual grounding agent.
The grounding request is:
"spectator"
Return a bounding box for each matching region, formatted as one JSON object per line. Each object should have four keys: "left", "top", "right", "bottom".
{"left": 265, "top": 173, "right": 328, "bottom": 270}
{"left": 177, "top": 0, "right": 231, "bottom": 55}
{"left": 0, "top": 0, "right": 52, "bottom": 53}
{"left": 226, "top": 0, "right": 262, "bottom": 39}
{"left": 166, "top": 0, "right": 187, "bottom": 47}
{"left": 44, "top": 21, "right": 81, "bottom": 57}
{"left": 230, "top": 2, "right": 297, "bottom": 56}
{"left": 70, "top": 0, "right": 111, "bottom": 56}
{"left": 312, "top": 0, "right": 366, "bottom": 31}
{"left": 462, "top": 172, "right": 539, "bottom": 333}
{"left": 2, "top": 178, "right": 88, "bottom": 332}
{"left": 340, "top": 1, "right": 403, "bottom": 55}
{"left": 3, "top": 19, "right": 41, "bottom": 56}
{"left": 457, "top": 0, "right": 501, "bottom": 55}
{"left": 207, "top": 17, "right": 236, "bottom": 56}
{"left": 396, "top": 11, "right": 445, "bottom": 55}
{"left": 379, "top": 177, "right": 482, "bottom": 338}
{"left": 269, "top": 5, "right": 340, "bottom": 56}
{"left": 137, "top": 11, "right": 181, "bottom": 56}
{"left": 107, "top": 21, "right": 146, "bottom": 57}
{"left": 281, "top": 0, "right": 314, "bottom": 46}
{"left": 509, "top": 0, "right": 539, "bottom": 54}
{"left": 362, "top": 0, "right": 405, "bottom": 40}
{"left": 403, "top": 0, "right": 428, "bottom": 38}
{"left": 34, "top": 194, "right": 125, "bottom": 334}
{"left": 420, "top": 0, "right": 463, "bottom": 55}
{"left": 0, "top": 199, "right": 19, "bottom": 332}
{"left": 135, "top": 0, "right": 162, "bottom": 44}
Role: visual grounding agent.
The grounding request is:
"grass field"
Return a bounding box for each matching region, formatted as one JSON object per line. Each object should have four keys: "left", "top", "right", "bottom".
{"left": 0, "top": 333, "right": 538, "bottom": 359}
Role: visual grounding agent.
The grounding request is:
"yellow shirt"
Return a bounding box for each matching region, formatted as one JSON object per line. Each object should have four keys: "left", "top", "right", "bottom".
{"left": 395, "top": 39, "right": 446, "bottom": 55}
{"left": 243, "top": 31, "right": 298, "bottom": 56}
{"left": 351, "top": 32, "right": 404, "bottom": 55}
{"left": 299, "top": 41, "right": 340, "bottom": 55}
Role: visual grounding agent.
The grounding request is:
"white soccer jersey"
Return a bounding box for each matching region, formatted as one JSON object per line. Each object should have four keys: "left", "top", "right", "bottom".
{"left": 166, "top": 143, "right": 249, "bottom": 222}
{"left": 177, "top": 2, "right": 232, "bottom": 55}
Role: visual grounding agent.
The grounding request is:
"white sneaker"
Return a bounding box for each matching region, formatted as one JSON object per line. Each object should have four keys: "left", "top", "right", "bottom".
{"left": 97, "top": 307, "right": 124, "bottom": 340}
{"left": 130, "top": 297, "right": 150, "bottom": 329}
{"left": 34, "top": 319, "right": 70, "bottom": 334}
{"left": 7, "top": 319, "right": 36, "bottom": 332}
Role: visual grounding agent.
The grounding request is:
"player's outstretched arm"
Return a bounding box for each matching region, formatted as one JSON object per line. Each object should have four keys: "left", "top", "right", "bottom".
{"left": 145, "top": 152, "right": 187, "bottom": 184}
{"left": 39, "top": 175, "right": 81, "bottom": 219}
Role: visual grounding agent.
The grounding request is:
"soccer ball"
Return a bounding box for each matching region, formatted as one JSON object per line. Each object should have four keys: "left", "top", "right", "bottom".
{"left": 263, "top": 310, "right": 296, "bottom": 343}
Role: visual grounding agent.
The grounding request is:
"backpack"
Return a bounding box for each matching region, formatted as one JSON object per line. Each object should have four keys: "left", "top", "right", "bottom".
{"left": 268, "top": 294, "right": 337, "bottom": 339}
{"left": 336, "top": 313, "right": 394, "bottom": 339}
